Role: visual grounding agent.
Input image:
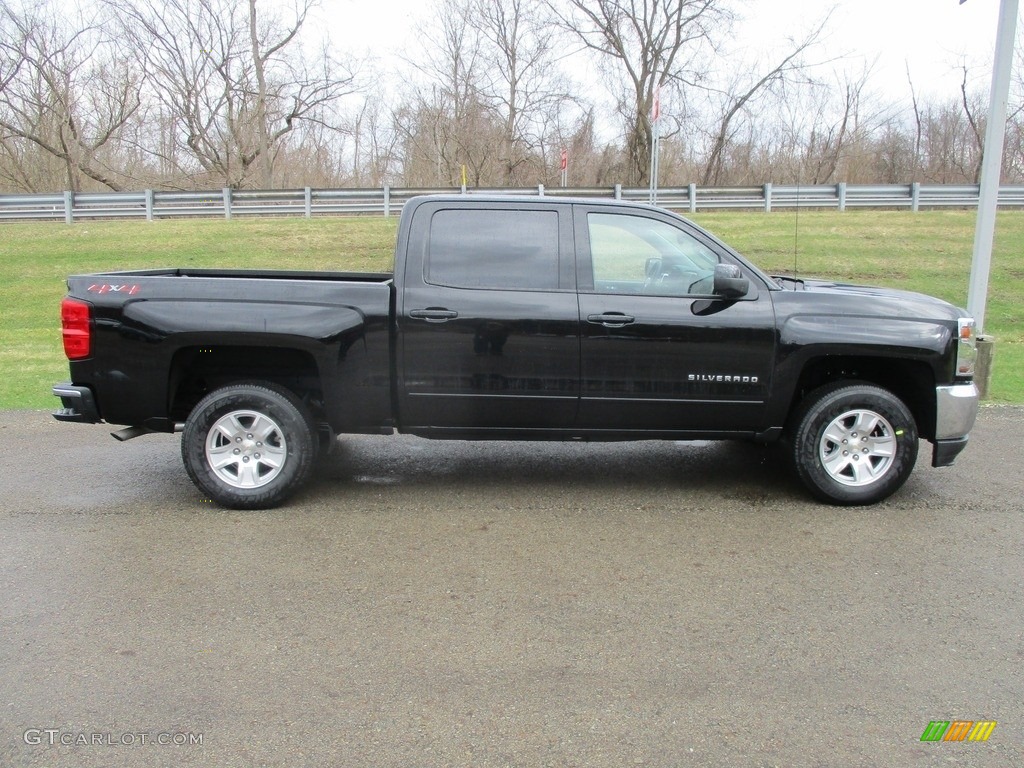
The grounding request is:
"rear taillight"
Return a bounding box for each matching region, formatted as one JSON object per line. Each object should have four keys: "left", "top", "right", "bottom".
{"left": 956, "top": 317, "right": 976, "bottom": 377}
{"left": 61, "top": 298, "right": 91, "bottom": 360}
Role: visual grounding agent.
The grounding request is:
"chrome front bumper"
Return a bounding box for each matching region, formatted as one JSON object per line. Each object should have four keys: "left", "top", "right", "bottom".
{"left": 932, "top": 383, "right": 979, "bottom": 467}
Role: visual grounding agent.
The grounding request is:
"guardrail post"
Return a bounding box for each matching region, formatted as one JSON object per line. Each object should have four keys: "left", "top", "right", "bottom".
{"left": 383, "top": 185, "right": 390, "bottom": 218}
{"left": 222, "top": 187, "right": 232, "bottom": 220}
{"left": 304, "top": 187, "right": 312, "bottom": 218}
{"left": 145, "top": 189, "right": 154, "bottom": 221}
{"left": 64, "top": 191, "right": 74, "bottom": 224}
{"left": 689, "top": 183, "right": 697, "bottom": 213}
{"left": 911, "top": 182, "right": 920, "bottom": 212}
{"left": 975, "top": 336, "right": 996, "bottom": 399}
{"left": 764, "top": 182, "right": 772, "bottom": 213}
{"left": 837, "top": 182, "right": 846, "bottom": 212}
{"left": 614, "top": 183, "right": 622, "bottom": 200}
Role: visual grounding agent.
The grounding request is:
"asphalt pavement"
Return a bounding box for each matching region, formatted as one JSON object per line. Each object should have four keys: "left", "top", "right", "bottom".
{"left": 1, "top": 407, "right": 1022, "bottom": 767}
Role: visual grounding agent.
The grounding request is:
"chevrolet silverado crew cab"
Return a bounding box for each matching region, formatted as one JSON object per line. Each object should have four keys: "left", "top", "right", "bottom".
{"left": 53, "top": 194, "right": 979, "bottom": 509}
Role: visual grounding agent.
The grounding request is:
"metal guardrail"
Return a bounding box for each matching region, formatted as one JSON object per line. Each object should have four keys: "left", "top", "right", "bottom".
{"left": 3, "top": 183, "right": 1024, "bottom": 222}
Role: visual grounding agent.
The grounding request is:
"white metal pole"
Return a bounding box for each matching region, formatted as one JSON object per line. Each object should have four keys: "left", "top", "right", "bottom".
{"left": 967, "top": 0, "right": 1019, "bottom": 333}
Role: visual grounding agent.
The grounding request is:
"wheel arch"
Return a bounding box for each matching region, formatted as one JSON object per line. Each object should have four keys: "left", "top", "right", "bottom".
{"left": 168, "top": 344, "right": 324, "bottom": 424}
{"left": 786, "top": 355, "right": 937, "bottom": 440}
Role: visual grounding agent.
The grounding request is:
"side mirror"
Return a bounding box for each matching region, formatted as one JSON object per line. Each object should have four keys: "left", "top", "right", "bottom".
{"left": 713, "top": 263, "right": 749, "bottom": 298}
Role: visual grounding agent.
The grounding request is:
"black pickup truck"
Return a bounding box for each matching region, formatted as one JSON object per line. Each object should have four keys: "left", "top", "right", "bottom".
{"left": 53, "top": 194, "right": 979, "bottom": 508}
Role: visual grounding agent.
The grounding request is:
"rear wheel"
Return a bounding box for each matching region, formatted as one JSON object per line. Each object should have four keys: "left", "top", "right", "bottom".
{"left": 181, "top": 382, "right": 315, "bottom": 509}
{"left": 791, "top": 382, "right": 918, "bottom": 505}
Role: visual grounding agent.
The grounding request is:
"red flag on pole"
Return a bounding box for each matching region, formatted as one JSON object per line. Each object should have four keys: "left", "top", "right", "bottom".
{"left": 652, "top": 86, "right": 660, "bottom": 123}
{"left": 560, "top": 149, "right": 568, "bottom": 171}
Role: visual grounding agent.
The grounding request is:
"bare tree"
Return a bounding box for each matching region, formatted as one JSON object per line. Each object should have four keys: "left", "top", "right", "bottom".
{"left": 247, "top": 0, "right": 272, "bottom": 187}
{"left": 108, "top": 0, "right": 358, "bottom": 188}
{"left": 871, "top": 117, "right": 916, "bottom": 183}
{"left": 768, "top": 65, "right": 878, "bottom": 186}
{"left": 7, "top": 0, "right": 1024, "bottom": 193}
{"left": 396, "top": 0, "right": 504, "bottom": 186}
{"left": 698, "top": 15, "right": 830, "bottom": 185}
{"left": 0, "top": 1, "right": 141, "bottom": 191}
{"left": 958, "top": 63, "right": 985, "bottom": 182}
{"left": 350, "top": 91, "right": 401, "bottom": 186}
{"left": 552, "top": 0, "right": 730, "bottom": 185}
{"left": 470, "top": 0, "right": 579, "bottom": 184}
{"left": 906, "top": 64, "right": 924, "bottom": 180}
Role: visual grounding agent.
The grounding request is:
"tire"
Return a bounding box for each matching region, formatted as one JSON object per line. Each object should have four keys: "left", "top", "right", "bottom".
{"left": 181, "top": 381, "right": 316, "bottom": 509}
{"left": 790, "top": 382, "right": 918, "bottom": 506}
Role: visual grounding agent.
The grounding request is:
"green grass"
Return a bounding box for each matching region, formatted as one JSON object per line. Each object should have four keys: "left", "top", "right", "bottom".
{"left": 1, "top": 210, "right": 1020, "bottom": 409}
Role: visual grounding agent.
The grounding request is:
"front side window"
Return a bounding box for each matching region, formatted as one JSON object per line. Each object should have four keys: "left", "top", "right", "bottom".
{"left": 587, "top": 212, "right": 719, "bottom": 296}
{"left": 427, "top": 209, "right": 560, "bottom": 291}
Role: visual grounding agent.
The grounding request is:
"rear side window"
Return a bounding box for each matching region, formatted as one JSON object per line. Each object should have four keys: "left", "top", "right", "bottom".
{"left": 427, "top": 209, "right": 559, "bottom": 290}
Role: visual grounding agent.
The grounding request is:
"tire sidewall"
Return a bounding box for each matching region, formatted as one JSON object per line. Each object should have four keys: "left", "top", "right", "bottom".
{"left": 792, "top": 383, "right": 919, "bottom": 506}
{"left": 181, "top": 383, "right": 315, "bottom": 509}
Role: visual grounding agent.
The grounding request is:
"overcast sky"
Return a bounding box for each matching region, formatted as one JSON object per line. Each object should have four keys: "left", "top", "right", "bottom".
{"left": 758, "top": 0, "right": 1003, "bottom": 99}
{"left": 315, "top": 0, "right": 1006, "bottom": 105}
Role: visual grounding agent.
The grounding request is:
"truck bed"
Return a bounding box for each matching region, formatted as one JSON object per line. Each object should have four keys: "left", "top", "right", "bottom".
{"left": 61, "top": 269, "right": 396, "bottom": 433}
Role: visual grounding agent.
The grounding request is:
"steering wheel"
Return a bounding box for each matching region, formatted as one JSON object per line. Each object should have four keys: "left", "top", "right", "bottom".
{"left": 644, "top": 264, "right": 699, "bottom": 294}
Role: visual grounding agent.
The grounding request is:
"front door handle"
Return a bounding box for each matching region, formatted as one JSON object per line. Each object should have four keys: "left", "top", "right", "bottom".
{"left": 410, "top": 308, "right": 459, "bottom": 322}
{"left": 587, "top": 312, "right": 635, "bottom": 327}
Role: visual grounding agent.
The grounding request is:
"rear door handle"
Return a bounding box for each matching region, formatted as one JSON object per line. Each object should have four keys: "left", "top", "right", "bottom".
{"left": 409, "top": 308, "right": 459, "bottom": 322}
{"left": 587, "top": 312, "right": 635, "bottom": 327}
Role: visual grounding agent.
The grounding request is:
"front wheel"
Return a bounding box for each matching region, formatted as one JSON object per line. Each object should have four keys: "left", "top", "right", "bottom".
{"left": 181, "top": 382, "right": 316, "bottom": 509}
{"left": 791, "top": 383, "right": 919, "bottom": 505}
